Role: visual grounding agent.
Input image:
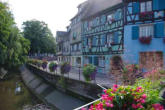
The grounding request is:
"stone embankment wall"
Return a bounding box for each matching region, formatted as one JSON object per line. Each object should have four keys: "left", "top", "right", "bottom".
{"left": 27, "top": 64, "right": 102, "bottom": 101}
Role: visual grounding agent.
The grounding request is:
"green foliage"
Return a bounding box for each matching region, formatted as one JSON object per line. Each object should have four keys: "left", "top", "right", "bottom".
{"left": 49, "top": 62, "right": 57, "bottom": 72}
{"left": 89, "top": 84, "right": 164, "bottom": 110}
{"left": 57, "top": 77, "right": 66, "bottom": 89}
{"left": 134, "top": 78, "right": 163, "bottom": 104}
{"left": 27, "top": 59, "right": 43, "bottom": 67}
{"left": 0, "top": 1, "right": 30, "bottom": 69}
{"left": 82, "top": 64, "right": 96, "bottom": 81}
{"left": 22, "top": 20, "right": 56, "bottom": 54}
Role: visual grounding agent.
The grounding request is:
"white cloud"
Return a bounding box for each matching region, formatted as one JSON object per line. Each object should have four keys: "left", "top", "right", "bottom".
{"left": 4, "top": 0, "right": 86, "bottom": 36}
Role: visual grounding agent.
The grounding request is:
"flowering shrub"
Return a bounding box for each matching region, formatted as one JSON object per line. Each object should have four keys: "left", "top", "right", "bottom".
{"left": 144, "top": 69, "right": 165, "bottom": 82}
{"left": 60, "top": 62, "right": 71, "bottom": 74}
{"left": 122, "top": 64, "right": 139, "bottom": 85}
{"left": 139, "top": 36, "right": 152, "bottom": 44}
{"left": 83, "top": 64, "right": 96, "bottom": 81}
{"left": 42, "top": 60, "right": 48, "bottom": 70}
{"left": 88, "top": 85, "right": 164, "bottom": 110}
{"left": 28, "top": 59, "right": 43, "bottom": 67}
{"left": 140, "top": 11, "right": 154, "bottom": 20}
{"left": 49, "top": 62, "right": 57, "bottom": 72}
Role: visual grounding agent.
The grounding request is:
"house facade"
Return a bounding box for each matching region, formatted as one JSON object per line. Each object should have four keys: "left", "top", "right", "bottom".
{"left": 69, "top": 1, "right": 89, "bottom": 67}
{"left": 81, "top": 0, "right": 124, "bottom": 74}
{"left": 56, "top": 0, "right": 165, "bottom": 75}
{"left": 56, "top": 31, "right": 70, "bottom": 64}
{"left": 122, "top": 0, "right": 165, "bottom": 71}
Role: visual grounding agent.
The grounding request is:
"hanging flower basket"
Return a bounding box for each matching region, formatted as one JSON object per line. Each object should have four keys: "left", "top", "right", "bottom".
{"left": 42, "top": 60, "right": 48, "bottom": 70}
{"left": 139, "top": 36, "right": 152, "bottom": 44}
{"left": 49, "top": 62, "right": 58, "bottom": 72}
{"left": 60, "top": 62, "right": 71, "bottom": 74}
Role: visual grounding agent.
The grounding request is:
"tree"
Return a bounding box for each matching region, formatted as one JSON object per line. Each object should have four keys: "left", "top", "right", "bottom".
{"left": 22, "top": 20, "right": 56, "bottom": 54}
{"left": 0, "top": 2, "right": 14, "bottom": 65}
{"left": 0, "top": 1, "right": 30, "bottom": 69}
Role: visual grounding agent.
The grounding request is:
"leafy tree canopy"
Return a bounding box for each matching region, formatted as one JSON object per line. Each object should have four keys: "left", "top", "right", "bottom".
{"left": 22, "top": 20, "right": 56, "bottom": 54}
{"left": 0, "top": 1, "right": 30, "bottom": 69}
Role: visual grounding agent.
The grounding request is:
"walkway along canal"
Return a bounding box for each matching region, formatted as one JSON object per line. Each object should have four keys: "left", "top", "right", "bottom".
{"left": 20, "top": 65, "right": 87, "bottom": 110}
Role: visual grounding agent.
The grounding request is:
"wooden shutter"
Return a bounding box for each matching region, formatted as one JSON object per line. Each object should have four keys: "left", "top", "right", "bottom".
{"left": 94, "top": 56, "right": 99, "bottom": 66}
{"left": 132, "top": 26, "right": 139, "bottom": 40}
{"left": 154, "top": 23, "right": 164, "bottom": 38}
{"left": 114, "top": 32, "right": 119, "bottom": 44}
{"left": 133, "top": 2, "right": 140, "bottom": 14}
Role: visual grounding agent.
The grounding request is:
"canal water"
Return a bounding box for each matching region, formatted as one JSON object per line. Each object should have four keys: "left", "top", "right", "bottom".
{"left": 0, "top": 71, "right": 41, "bottom": 110}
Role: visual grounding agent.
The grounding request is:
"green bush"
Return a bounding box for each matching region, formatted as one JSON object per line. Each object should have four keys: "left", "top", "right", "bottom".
{"left": 82, "top": 64, "right": 96, "bottom": 82}
{"left": 134, "top": 78, "right": 163, "bottom": 105}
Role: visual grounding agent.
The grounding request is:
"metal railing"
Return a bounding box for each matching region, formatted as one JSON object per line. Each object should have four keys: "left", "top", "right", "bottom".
{"left": 74, "top": 84, "right": 107, "bottom": 110}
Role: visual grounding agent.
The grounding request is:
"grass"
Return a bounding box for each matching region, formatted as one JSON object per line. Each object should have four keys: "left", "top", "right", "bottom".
{"left": 0, "top": 70, "right": 41, "bottom": 110}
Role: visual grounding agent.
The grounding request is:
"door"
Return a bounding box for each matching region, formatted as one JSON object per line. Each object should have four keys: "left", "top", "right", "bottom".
{"left": 139, "top": 52, "right": 163, "bottom": 70}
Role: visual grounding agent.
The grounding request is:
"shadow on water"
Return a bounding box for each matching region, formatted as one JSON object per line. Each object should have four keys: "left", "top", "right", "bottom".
{"left": 0, "top": 70, "right": 41, "bottom": 110}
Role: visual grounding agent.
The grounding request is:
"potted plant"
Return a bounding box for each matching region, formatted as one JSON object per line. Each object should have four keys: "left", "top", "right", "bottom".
{"left": 139, "top": 36, "right": 152, "bottom": 44}
{"left": 49, "top": 62, "right": 58, "bottom": 74}
{"left": 82, "top": 64, "right": 97, "bottom": 82}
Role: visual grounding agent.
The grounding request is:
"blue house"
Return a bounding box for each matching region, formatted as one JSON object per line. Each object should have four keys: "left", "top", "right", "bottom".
{"left": 123, "top": 0, "right": 165, "bottom": 71}
{"left": 81, "top": 0, "right": 124, "bottom": 75}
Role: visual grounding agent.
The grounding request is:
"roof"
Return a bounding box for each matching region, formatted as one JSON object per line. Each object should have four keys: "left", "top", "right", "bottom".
{"left": 82, "top": 0, "right": 122, "bottom": 19}
{"left": 56, "top": 31, "right": 68, "bottom": 37}
{"left": 70, "top": 1, "right": 88, "bottom": 21}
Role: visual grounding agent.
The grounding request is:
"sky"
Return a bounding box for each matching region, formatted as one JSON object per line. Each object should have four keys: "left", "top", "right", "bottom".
{"left": 2, "top": 0, "right": 86, "bottom": 36}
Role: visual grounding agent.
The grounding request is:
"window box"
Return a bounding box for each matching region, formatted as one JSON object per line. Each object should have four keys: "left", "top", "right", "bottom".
{"left": 139, "top": 11, "right": 154, "bottom": 20}
{"left": 139, "top": 36, "right": 152, "bottom": 44}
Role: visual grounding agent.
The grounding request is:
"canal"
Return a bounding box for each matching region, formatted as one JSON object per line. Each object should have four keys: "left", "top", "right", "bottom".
{"left": 0, "top": 70, "right": 42, "bottom": 110}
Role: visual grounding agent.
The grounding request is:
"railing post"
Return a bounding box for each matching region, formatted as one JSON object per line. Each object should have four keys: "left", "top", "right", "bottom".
{"left": 79, "top": 66, "right": 81, "bottom": 80}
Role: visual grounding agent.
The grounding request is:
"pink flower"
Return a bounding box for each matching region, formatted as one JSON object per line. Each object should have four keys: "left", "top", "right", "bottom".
{"left": 110, "top": 104, "right": 114, "bottom": 108}
{"left": 141, "top": 99, "right": 146, "bottom": 104}
{"left": 105, "top": 102, "right": 111, "bottom": 107}
{"left": 113, "top": 84, "right": 118, "bottom": 88}
{"left": 112, "top": 88, "right": 117, "bottom": 92}
{"left": 152, "top": 104, "right": 164, "bottom": 110}
{"left": 103, "top": 89, "right": 107, "bottom": 93}
{"left": 141, "top": 94, "right": 147, "bottom": 99}
{"left": 132, "top": 104, "right": 137, "bottom": 109}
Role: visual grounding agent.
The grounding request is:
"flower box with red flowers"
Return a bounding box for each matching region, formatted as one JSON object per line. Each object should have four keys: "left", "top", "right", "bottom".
{"left": 139, "top": 36, "right": 152, "bottom": 44}
{"left": 140, "top": 11, "right": 154, "bottom": 20}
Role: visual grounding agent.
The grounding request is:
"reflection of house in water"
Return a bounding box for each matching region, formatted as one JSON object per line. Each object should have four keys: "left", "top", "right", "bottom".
{"left": 56, "top": 0, "right": 165, "bottom": 75}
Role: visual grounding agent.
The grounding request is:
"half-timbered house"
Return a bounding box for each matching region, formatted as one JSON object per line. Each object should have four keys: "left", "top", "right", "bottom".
{"left": 81, "top": 0, "right": 124, "bottom": 74}
{"left": 123, "top": 0, "right": 165, "bottom": 71}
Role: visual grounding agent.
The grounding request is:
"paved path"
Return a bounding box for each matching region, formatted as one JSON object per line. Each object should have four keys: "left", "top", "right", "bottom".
{"left": 20, "top": 66, "right": 86, "bottom": 110}
{"left": 40, "top": 64, "right": 121, "bottom": 88}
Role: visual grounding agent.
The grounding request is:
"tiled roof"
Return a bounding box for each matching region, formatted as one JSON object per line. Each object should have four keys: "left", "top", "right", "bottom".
{"left": 83, "top": 0, "right": 122, "bottom": 19}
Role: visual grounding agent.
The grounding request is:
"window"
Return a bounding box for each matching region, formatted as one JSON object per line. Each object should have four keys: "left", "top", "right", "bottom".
{"left": 140, "top": 1, "right": 152, "bottom": 12}
{"left": 107, "top": 33, "right": 114, "bottom": 45}
{"left": 98, "top": 56, "right": 105, "bottom": 67}
{"left": 107, "top": 14, "right": 114, "bottom": 23}
{"left": 140, "top": 25, "right": 153, "bottom": 37}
